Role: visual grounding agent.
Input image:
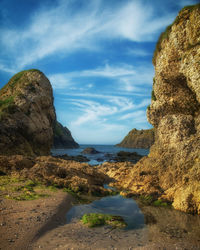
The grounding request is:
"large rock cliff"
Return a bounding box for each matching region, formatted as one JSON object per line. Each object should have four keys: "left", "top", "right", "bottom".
{"left": 0, "top": 70, "right": 56, "bottom": 156}
{"left": 103, "top": 4, "right": 200, "bottom": 214}
{"left": 116, "top": 128, "right": 154, "bottom": 149}
{"left": 53, "top": 121, "right": 79, "bottom": 149}
{"left": 0, "top": 70, "right": 78, "bottom": 155}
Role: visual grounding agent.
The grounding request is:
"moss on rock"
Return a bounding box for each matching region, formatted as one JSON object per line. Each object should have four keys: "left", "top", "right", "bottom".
{"left": 81, "top": 213, "right": 127, "bottom": 228}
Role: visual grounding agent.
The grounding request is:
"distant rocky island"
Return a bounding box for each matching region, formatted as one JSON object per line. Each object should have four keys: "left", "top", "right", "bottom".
{"left": 116, "top": 128, "right": 154, "bottom": 149}
{"left": 0, "top": 69, "right": 78, "bottom": 156}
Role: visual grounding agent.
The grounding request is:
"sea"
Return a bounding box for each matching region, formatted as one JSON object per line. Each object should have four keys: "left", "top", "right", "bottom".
{"left": 51, "top": 144, "right": 149, "bottom": 165}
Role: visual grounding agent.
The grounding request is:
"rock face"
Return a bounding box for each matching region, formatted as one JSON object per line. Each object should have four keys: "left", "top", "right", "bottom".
{"left": 116, "top": 128, "right": 154, "bottom": 149}
{"left": 53, "top": 121, "right": 79, "bottom": 149}
{"left": 0, "top": 155, "right": 110, "bottom": 195}
{"left": 0, "top": 70, "right": 56, "bottom": 156}
{"left": 0, "top": 70, "right": 78, "bottom": 155}
{"left": 114, "top": 151, "right": 143, "bottom": 163}
{"left": 103, "top": 5, "right": 200, "bottom": 214}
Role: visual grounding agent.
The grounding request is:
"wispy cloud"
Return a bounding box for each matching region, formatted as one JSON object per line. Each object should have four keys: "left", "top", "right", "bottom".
{"left": 119, "top": 110, "right": 149, "bottom": 126}
{"left": 62, "top": 95, "right": 149, "bottom": 126}
{"left": 126, "top": 48, "right": 150, "bottom": 57}
{"left": 49, "top": 63, "right": 154, "bottom": 92}
{"left": 0, "top": 0, "right": 176, "bottom": 71}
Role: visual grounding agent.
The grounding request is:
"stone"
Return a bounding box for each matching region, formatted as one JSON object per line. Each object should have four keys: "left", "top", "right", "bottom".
{"left": 0, "top": 155, "right": 110, "bottom": 195}
{"left": 114, "top": 151, "right": 143, "bottom": 163}
{"left": 81, "top": 147, "right": 100, "bottom": 154}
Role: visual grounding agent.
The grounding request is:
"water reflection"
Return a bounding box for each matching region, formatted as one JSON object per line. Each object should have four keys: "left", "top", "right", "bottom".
{"left": 140, "top": 204, "right": 200, "bottom": 247}
{"left": 66, "top": 195, "right": 145, "bottom": 230}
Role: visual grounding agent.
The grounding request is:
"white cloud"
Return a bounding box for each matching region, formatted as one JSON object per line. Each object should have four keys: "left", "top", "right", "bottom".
{"left": 48, "top": 74, "right": 74, "bottom": 89}
{"left": 119, "top": 110, "right": 148, "bottom": 124}
{"left": 0, "top": 63, "right": 16, "bottom": 74}
{"left": 62, "top": 95, "right": 149, "bottom": 127}
{"left": 69, "top": 99, "right": 118, "bottom": 126}
{"left": 0, "top": 0, "right": 176, "bottom": 70}
{"left": 48, "top": 63, "right": 154, "bottom": 92}
{"left": 126, "top": 48, "right": 150, "bottom": 57}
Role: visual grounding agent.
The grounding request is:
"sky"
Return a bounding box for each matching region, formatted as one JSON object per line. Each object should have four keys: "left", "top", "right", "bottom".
{"left": 0, "top": 0, "right": 199, "bottom": 144}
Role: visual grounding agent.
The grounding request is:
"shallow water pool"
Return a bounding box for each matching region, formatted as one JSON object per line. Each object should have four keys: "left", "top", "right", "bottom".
{"left": 66, "top": 194, "right": 145, "bottom": 230}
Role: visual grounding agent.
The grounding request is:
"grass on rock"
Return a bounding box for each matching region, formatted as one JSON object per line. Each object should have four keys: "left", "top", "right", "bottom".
{"left": 0, "top": 176, "right": 68, "bottom": 201}
{"left": 0, "top": 175, "right": 93, "bottom": 203}
{"left": 81, "top": 213, "right": 127, "bottom": 228}
{"left": 138, "top": 194, "right": 171, "bottom": 208}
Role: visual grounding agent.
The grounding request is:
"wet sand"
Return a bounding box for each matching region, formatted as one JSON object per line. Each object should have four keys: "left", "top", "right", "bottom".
{"left": 1, "top": 192, "right": 200, "bottom": 250}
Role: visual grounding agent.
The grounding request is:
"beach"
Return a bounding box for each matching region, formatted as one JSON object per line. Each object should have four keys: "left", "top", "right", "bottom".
{"left": 1, "top": 190, "right": 200, "bottom": 250}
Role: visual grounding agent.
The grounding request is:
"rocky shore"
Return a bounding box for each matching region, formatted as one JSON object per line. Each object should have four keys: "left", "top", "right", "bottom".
{"left": 0, "top": 3, "right": 200, "bottom": 249}
{"left": 116, "top": 128, "right": 154, "bottom": 149}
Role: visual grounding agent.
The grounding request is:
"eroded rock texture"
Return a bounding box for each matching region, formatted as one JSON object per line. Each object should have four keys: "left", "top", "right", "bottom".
{"left": 53, "top": 121, "right": 79, "bottom": 149}
{"left": 116, "top": 128, "right": 154, "bottom": 149}
{"left": 0, "top": 70, "right": 56, "bottom": 156}
{"left": 104, "top": 5, "right": 200, "bottom": 214}
{"left": 0, "top": 155, "right": 109, "bottom": 195}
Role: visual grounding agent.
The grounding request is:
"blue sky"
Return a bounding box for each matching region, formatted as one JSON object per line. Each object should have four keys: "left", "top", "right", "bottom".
{"left": 0, "top": 0, "right": 199, "bottom": 144}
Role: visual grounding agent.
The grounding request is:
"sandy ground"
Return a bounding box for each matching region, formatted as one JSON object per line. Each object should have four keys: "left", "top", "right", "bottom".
{"left": 0, "top": 191, "right": 73, "bottom": 250}
{"left": 1, "top": 192, "right": 200, "bottom": 250}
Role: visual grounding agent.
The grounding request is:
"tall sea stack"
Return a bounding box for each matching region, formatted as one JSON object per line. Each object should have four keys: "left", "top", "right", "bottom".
{"left": 106, "top": 4, "right": 200, "bottom": 214}
{"left": 0, "top": 69, "right": 79, "bottom": 156}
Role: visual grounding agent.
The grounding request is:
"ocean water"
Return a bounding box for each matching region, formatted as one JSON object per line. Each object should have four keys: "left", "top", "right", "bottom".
{"left": 51, "top": 144, "right": 149, "bottom": 165}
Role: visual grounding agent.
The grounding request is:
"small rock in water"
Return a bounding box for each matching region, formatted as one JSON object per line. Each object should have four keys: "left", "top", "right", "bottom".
{"left": 81, "top": 147, "right": 100, "bottom": 154}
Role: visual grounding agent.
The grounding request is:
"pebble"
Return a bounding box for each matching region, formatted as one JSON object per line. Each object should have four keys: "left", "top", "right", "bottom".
{"left": 8, "top": 239, "right": 14, "bottom": 243}
{"left": 37, "top": 216, "right": 41, "bottom": 221}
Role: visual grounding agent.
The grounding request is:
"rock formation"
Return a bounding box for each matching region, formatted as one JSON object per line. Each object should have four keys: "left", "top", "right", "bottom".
{"left": 114, "top": 151, "right": 143, "bottom": 163}
{"left": 0, "top": 70, "right": 78, "bottom": 156}
{"left": 81, "top": 147, "right": 100, "bottom": 154}
{"left": 116, "top": 128, "right": 154, "bottom": 149}
{"left": 53, "top": 121, "right": 79, "bottom": 149}
{"left": 103, "top": 4, "right": 200, "bottom": 214}
{"left": 0, "top": 70, "right": 56, "bottom": 156}
{"left": 0, "top": 155, "right": 110, "bottom": 195}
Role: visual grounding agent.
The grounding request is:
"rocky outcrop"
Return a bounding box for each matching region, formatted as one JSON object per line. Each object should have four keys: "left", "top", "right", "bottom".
{"left": 0, "top": 155, "right": 110, "bottom": 195}
{"left": 81, "top": 147, "right": 100, "bottom": 154}
{"left": 114, "top": 151, "right": 143, "bottom": 163}
{"left": 0, "top": 70, "right": 56, "bottom": 156}
{"left": 103, "top": 5, "right": 200, "bottom": 214}
{"left": 53, "top": 121, "right": 79, "bottom": 149}
{"left": 0, "top": 70, "right": 78, "bottom": 156}
{"left": 116, "top": 128, "right": 154, "bottom": 149}
{"left": 55, "top": 154, "right": 89, "bottom": 162}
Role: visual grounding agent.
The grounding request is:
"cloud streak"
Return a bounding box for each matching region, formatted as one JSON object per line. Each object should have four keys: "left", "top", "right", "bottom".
{"left": 0, "top": 0, "right": 176, "bottom": 71}
{"left": 49, "top": 63, "right": 154, "bottom": 93}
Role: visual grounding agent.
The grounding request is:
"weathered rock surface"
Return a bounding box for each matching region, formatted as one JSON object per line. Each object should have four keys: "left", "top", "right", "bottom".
{"left": 0, "top": 70, "right": 56, "bottom": 156}
{"left": 0, "top": 70, "right": 78, "bottom": 156}
{"left": 114, "top": 151, "right": 143, "bottom": 163}
{"left": 53, "top": 121, "right": 79, "bottom": 149}
{"left": 116, "top": 128, "right": 154, "bottom": 149}
{"left": 102, "top": 5, "right": 200, "bottom": 214}
{"left": 0, "top": 155, "right": 110, "bottom": 195}
{"left": 55, "top": 154, "right": 89, "bottom": 162}
{"left": 81, "top": 147, "right": 100, "bottom": 154}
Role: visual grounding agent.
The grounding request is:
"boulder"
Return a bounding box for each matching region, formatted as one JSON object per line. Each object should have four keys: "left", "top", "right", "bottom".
{"left": 81, "top": 147, "right": 100, "bottom": 154}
